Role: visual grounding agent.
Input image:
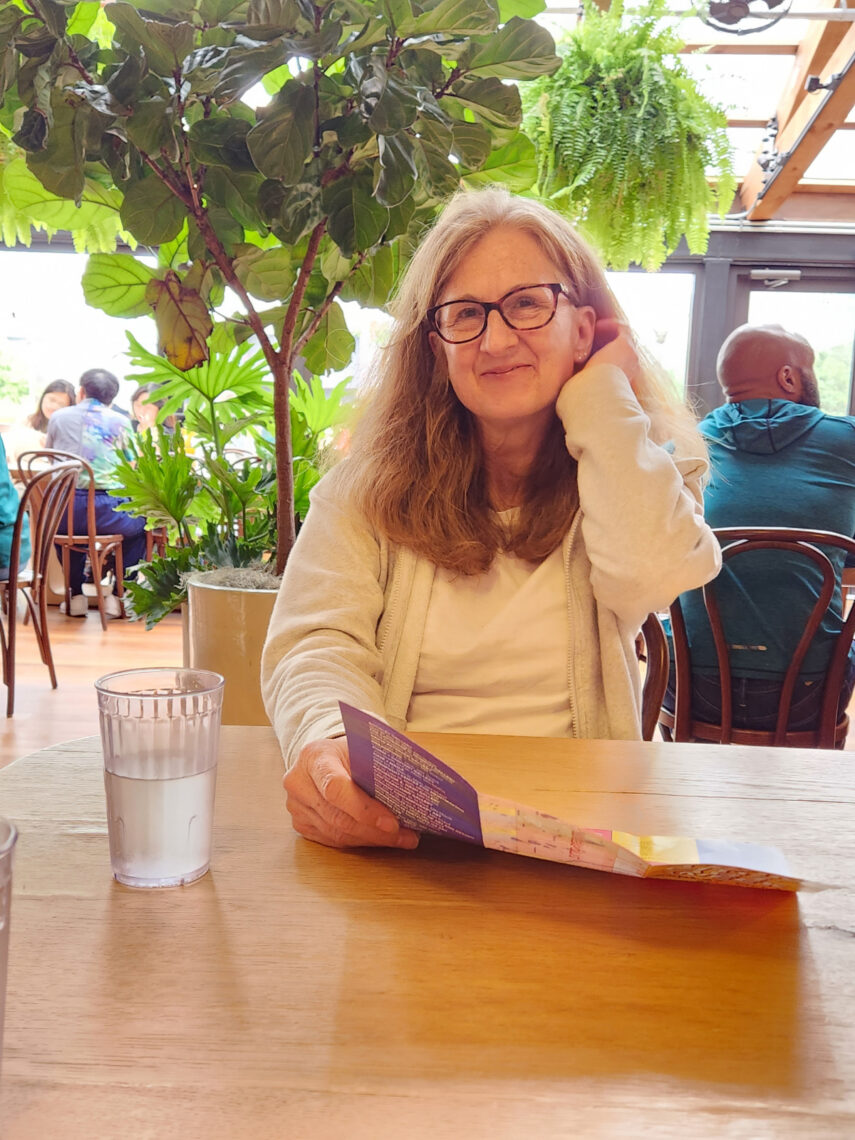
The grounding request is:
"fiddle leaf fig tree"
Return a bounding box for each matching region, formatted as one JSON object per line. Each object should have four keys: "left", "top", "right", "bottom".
{"left": 0, "top": 0, "right": 559, "bottom": 571}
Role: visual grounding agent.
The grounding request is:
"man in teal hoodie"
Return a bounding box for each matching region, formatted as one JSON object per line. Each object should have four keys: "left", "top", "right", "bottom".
{"left": 666, "top": 323, "right": 855, "bottom": 730}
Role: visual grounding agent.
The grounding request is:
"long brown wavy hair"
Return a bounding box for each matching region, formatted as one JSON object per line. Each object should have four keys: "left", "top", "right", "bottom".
{"left": 346, "top": 187, "right": 706, "bottom": 575}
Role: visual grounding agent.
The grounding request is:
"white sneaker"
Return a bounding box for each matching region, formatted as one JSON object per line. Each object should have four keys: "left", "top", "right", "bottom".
{"left": 102, "top": 594, "right": 124, "bottom": 619}
{"left": 59, "top": 594, "right": 89, "bottom": 617}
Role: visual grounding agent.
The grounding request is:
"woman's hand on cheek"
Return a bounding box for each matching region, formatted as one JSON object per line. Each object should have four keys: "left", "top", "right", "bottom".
{"left": 581, "top": 318, "right": 641, "bottom": 391}
{"left": 283, "top": 736, "right": 420, "bottom": 850}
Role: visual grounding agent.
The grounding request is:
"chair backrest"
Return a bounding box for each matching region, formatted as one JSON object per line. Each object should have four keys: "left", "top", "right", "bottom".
{"left": 666, "top": 526, "right": 855, "bottom": 749}
{"left": 17, "top": 449, "right": 98, "bottom": 541}
{"left": 4, "top": 460, "right": 82, "bottom": 594}
{"left": 639, "top": 612, "right": 668, "bottom": 741}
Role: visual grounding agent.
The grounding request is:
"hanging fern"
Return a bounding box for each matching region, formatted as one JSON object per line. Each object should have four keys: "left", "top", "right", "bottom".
{"left": 522, "top": 0, "right": 736, "bottom": 271}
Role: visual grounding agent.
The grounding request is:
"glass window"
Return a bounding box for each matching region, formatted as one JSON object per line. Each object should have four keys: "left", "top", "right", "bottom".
{"left": 607, "top": 271, "right": 696, "bottom": 396}
{"left": 747, "top": 289, "right": 855, "bottom": 415}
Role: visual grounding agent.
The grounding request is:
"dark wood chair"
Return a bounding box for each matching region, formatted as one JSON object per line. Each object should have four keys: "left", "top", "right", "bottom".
{"left": 18, "top": 449, "right": 127, "bottom": 630}
{"left": 639, "top": 612, "right": 668, "bottom": 741}
{"left": 0, "top": 459, "right": 82, "bottom": 716}
{"left": 659, "top": 527, "right": 855, "bottom": 749}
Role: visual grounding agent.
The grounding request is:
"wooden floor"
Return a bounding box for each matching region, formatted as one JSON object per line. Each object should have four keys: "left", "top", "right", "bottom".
{"left": 1, "top": 606, "right": 184, "bottom": 771}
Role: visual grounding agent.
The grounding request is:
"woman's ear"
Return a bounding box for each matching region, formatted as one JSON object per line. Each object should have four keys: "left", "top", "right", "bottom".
{"left": 428, "top": 330, "right": 442, "bottom": 358}
{"left": 575, "top": 306, "right": 597, "bottom": 357}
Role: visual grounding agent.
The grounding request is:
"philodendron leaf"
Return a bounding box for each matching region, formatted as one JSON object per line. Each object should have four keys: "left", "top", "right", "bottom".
{"left": 246, "top": 82, "right": 315, "bottom": 183}
{"left": 374, "top": 132, "right": 416, "bottom": 207}
{"left": 120, "top": 177, "right": 186, "bottom": 244}
{"left": 396, "top": 0, "right": 497, "bottom": 38}
{"left": 203, "top": 167, "right": 265, "bottom": 231}
{"left": 82, "top": 252, "right": 159, "bottom": 317}
{"left": 413, "top": 137, "right": 460, "bottom": 199}
{"left": 322, "top": 172, "right": 388, "bottom": 259}
{"left": 464, "top": 16, "right": 559, "bottom": 80}
{"left": 450, "top": 120, "right": 491, "bottom": 169}
{"left": 145, "top": 270, "right": 213, "bottom": 370}
{"left": 26, "top": 92, "right": 89, "bottom": 204}
{"left": 461, "top": 133, "right": 536, "bottom": 191}
{"left": 104, "top": 3, "right": 196, "bottom": 76}
{"left": 233, "top": 242, "right": 295, "bottom": 301}
{"left": 301, "top": 301, "right": 355, "bottom": 374}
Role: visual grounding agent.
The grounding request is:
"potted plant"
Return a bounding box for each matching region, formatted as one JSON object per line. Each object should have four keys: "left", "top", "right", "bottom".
{"left": 0, "top": 0, "right": 560, "bottom": 573}
{"left": 108, "top": 334, "right": 350, "bottom": 720}
{"left": 523, "top": 0, "right": 736, "bottom": 270}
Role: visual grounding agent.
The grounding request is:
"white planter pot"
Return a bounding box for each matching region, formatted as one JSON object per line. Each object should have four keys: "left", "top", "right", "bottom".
{"left": 185, "top": 577, "right": 278, "bottom": 726}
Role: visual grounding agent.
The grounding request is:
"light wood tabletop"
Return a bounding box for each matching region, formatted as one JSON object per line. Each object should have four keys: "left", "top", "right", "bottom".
{"left": 1, "top": 726, "right": 854, "bottom": 1139}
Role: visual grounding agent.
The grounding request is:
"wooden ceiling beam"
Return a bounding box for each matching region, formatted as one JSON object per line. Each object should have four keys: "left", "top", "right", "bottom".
{"left": 740, "top": 22, "right": 855, "bottom": 220}
{"left": 776, "top": 0, "right": 852, "bottom": 128}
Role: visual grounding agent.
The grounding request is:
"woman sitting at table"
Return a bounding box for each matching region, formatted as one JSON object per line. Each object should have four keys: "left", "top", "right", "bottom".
{"left": 261, "top": 186, "right": 721, "bottom": 850}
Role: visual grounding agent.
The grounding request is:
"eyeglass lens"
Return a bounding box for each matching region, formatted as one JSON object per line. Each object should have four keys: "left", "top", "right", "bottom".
{"left": 433, "top": 285, "right": 560, "bottom": 343}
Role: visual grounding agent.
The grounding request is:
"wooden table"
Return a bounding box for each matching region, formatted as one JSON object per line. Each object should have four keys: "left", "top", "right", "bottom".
{"left": 1, "top": 728, "right": 854, "bottom": 1139}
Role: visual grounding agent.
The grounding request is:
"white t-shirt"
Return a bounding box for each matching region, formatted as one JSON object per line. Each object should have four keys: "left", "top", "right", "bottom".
{"left": 406, "top": 538, "right": 572, "bottom": 737}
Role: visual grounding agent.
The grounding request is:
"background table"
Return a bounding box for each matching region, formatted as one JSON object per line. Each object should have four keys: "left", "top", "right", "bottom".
{"left": 1, "top": 727, "right": 854, "bottom": 1138}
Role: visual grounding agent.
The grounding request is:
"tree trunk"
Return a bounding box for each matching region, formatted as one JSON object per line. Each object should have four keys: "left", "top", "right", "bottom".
{"left": 273, "top": 357, "right": 295, "bottom": 575}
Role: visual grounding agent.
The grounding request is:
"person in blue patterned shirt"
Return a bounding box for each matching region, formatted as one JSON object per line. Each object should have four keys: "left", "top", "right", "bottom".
{"left": 47, "top": 369, "right": 147, "bottom": 618}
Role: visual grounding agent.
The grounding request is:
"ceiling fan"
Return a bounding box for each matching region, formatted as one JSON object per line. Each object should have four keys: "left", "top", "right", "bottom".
{"left": 702, "top": 0, "right": 794, "bottom": 35}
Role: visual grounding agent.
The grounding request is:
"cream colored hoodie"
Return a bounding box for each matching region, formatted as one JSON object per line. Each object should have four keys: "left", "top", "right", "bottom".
{"left": 261, "top": 365, "right": 721, "bottom": 767}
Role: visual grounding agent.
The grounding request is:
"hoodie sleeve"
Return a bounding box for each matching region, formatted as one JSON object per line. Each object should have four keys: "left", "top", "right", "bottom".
{"left": 556, "top": 363, "right": 721, "bottom": 631}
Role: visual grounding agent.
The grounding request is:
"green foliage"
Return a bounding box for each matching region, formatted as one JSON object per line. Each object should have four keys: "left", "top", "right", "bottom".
{"left": 109, "top": 338, "right": 352, "bottom": 625}
{"left": 522, "top": 0, "right": 736, "bottom": 271}
{"left": 816, "top": 343, "right": 853, "bottom": 417}
{"left": 0, "top": 0, "right": 559, "bottom": 567}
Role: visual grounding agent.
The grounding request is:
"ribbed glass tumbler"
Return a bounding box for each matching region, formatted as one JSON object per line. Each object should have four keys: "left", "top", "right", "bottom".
{"left": 0, "top": 818, "right": 17, "bottom": 1076}
{"left": 96, "top": 668, "right": 225, "bottom": 888}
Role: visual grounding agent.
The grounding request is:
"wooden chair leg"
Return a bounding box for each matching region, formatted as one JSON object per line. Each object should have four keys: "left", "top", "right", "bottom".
{"left": 92, "top": 543, "right": 108, "bottom": 631}
{"left": 5, "top": 586, "right": 16, "bottom": 717}
{"left": 31, "top": 588, "right": 58, "bottom": 688}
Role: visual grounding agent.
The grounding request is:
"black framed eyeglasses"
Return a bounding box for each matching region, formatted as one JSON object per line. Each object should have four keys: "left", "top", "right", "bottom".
{"left": 426, "top": 283, "right": 571, "bottom": 345}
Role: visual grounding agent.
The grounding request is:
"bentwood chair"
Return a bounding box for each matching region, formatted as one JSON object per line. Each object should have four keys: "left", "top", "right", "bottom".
{"left": 0, "top": 459, "right": 82, "bottom": 716}
{"left": 659, "top": 527, "right": 855, "bottom": 750}
{"left": 639, "top": 612, "right": 669, "bottom": 741}
{"left": 18, "top": 449, "right": 127, "bottom": 631}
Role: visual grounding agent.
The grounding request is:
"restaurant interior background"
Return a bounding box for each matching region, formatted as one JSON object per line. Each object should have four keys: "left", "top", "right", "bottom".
{"left": 1, "top": 0, "right": 854, "bottom": 421}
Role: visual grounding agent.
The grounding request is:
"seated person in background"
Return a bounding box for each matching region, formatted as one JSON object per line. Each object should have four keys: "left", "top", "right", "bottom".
{"left": 130, "top": 383, "right": 164, "bottom": 432}
{"left": 666, "top": 323, "right": 855, "bottom": 730}
{"left": 0, "top": 435, "right": 30, "bottom": 576}
{"left": 46, "top": 369, "right": 148, "bottom": 618}
{"left": 261, "top": 186, "right": 721, "bottom": 850}
{"left": 1, "top": 379, "right": 75, "bottom": 465}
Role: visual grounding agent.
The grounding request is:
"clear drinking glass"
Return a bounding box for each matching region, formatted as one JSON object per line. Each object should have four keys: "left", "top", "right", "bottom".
{"left": 0, "top": 818, "right": 18, "bottom": 1075}
{"left": 95, "top": 668, "right": 225, "bottom": 888}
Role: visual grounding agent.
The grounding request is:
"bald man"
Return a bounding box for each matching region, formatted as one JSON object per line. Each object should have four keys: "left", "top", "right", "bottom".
{"left": 666, "top": 323, "right": 855, "bottom": 731}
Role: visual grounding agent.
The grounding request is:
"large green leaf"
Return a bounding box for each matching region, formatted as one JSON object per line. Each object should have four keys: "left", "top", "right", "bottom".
{"left": 301, "top": 300, "right": 355, "bottom": 374}
{"left": 246, "top": 82, "right": 315, "bottom": 183}
{"left": 27, "top": 92, "right": 88, "bottom": 204}
{"left": 461, "top": 133, "right": 536, "bottom": 190}
{"left": 363, "top": 67, "right": 421, "bottom": 135}
{"left": 203, "top": 166, "right": 265, "bottom": 231}
{"left": 396, "top": 0, "right": 497, "bottom": 38}
{"left": 233, "top": 242, "right": 295, "bottom": 301}
{"left": 189, "top": 117, "right": 254, "bottom": 169}
{"left": 258, "top": 178, "right": 323, "bottom": 244}
{"left": 120, "top": 176, "right": 185, "bottom": 244}
{"left": 104, "top": 3, "right": 196, "bottom": 76}
{"left": 183, "top": 37, "right": 287, "bottom": 102}
{"left": 125, "top": 95, "right": 178, "bottom": 158}
{"left": 339, "top": 242, "right": 395, "bottom": 308}
{"left": 448, "top": 76, "right": 521, "bottom": 129}
{"left": 465, "top": 16, "right": 558, "bottom": 79}
{"left": 82, "top": 252, "right": 158, "bottom": 317}
{"left": 322, "top": 172, "right": 388, "bottom": 259}
{"left": 374, "top": 132, "right": 416, "bottom": 207}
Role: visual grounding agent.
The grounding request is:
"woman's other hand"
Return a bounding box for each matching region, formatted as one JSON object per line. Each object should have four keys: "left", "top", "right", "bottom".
{"left": 283, "top": 737, "right": 421, "bottom": 850}
{"left": 581, "top": 318, "right": 642, "bottom": 391}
